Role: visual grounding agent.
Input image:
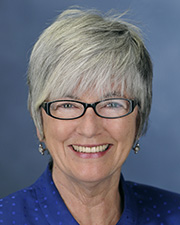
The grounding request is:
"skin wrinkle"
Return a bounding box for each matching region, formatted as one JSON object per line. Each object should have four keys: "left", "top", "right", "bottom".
{"left": 28, "top": 9, "right": 152, "bottom": 225}
{"left": 28, "top": 9, "right": 152, "bottom": 141}
{"left": 50, "top": 149, "right": 126, "bottom": 224}
{"left": 52, "top": 162, "right": 121, "bottom": 225}
{"left": 39, "top": 91, "right": 138, "bottom": 225}
{"left": 25, "top": 8, "right": 154, "bottom": 225}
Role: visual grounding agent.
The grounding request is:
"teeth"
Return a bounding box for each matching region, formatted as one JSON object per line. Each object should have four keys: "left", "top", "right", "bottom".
{"left": 72, "top": 144, "right": 109, "bottom": 153}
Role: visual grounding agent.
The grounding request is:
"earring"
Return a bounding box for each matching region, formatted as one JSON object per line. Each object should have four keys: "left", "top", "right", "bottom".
{"left": 38, "top": 142, "right": 46, "bottom": 155}
{"left": 133, "top": 140, "right": 140, "bottom": 154}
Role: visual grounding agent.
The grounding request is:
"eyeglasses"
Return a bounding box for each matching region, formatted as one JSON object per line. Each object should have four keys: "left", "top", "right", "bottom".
{"left": 41, "top": 98, "right": 138, "bottom": 120}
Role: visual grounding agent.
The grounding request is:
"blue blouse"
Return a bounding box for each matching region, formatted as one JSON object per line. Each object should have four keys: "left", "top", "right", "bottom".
{"left": 0, "top": 165, "right": 180, "bottom": 225}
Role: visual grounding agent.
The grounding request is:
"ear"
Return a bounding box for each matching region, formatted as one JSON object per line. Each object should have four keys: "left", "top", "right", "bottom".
{"left": 36, "top": 127, "right": 44, "bottom": 142}
{"left": 135, "top": 109, "right": 141, "bottom": 141}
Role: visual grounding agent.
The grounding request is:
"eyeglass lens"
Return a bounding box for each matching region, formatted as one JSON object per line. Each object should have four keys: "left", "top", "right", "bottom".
{"left": 49, "top": 99, "right": 132, "bottom": 119}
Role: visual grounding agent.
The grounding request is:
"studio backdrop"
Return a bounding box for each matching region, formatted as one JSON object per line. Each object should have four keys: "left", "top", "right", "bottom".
{"left": 0, "top": 0, "right": 180, "bottom": 198}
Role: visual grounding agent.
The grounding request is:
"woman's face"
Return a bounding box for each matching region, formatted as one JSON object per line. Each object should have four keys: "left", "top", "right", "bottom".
{"left": 40, "top": 92, "right": 138, "bottom": 183}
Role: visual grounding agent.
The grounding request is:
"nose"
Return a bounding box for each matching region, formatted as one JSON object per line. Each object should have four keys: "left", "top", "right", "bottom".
{"left": 76, "top": 107, "right": 102, "bottom": 138}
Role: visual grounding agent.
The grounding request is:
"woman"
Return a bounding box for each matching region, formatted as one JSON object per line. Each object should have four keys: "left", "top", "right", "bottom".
{"left": 1, "top": 8, "right": 180, "bottom": 225}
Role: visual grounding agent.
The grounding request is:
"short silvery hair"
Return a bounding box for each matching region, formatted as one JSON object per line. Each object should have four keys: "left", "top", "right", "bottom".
{"left": 27, "top": 8, "right": 153, "bottom": 140}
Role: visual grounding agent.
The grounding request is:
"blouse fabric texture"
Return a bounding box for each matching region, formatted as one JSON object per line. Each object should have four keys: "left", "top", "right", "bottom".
{"left": 0, "top": 166, "right": 180, "bottom": 225}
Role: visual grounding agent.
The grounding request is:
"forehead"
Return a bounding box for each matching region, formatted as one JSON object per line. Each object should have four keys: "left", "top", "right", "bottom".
{"left": 79, "top": 90, "right": 126, "bottom": 99}
{"left": 50, "top": 85, "right": 128, "bottom": 101}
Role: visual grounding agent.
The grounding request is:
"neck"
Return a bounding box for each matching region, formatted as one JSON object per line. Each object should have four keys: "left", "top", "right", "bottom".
{"left": 52, "top": 166, "right": 122, "bottom": 225}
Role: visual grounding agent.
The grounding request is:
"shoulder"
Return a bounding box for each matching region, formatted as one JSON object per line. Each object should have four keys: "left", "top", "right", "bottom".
{"left": 126, "top": 180, "right": 180, "bottom": 224}
{"left": 0, "top": 168, "right": 50, "bottom": 224}
{"left": 0, "top": 166, "right": 78, "bottom": 225}
{"left": 126, "top": 180, "right": 180, "bottom": 200}
{"left": 0, "top": 184, "right": 39, "bottom": 224}
{"left": 0, "top": 184, "right": 37, "bottom": 207}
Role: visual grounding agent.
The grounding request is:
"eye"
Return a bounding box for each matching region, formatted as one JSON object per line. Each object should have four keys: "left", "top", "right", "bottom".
{"left": 61, "top": 103, "right": 74, "bottom": 108}
{"left": 98, "top": 99, "right": 129, "bottom": 111}
{"left": 51, "top": 102, "right": 76, "bottom": 111}
{"left": 106, "top": 102, "right": 123, "bottom": 108}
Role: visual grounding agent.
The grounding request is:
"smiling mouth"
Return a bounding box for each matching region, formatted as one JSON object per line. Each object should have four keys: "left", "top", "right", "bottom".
{"left": 72, "top": 144, "right": 110, "bottom": 153}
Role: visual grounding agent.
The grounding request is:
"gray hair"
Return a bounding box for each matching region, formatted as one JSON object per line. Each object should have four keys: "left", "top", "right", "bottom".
{"left": 27, "top": 8, "right": 153, "bottom": 140}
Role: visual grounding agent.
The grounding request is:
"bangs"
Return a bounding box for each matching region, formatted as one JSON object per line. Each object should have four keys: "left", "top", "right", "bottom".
{"left": 29, "top": 8, "right": 152, "bottom": 140}
{"left": 39, "top": 50, "right": 140, "bottom": 104}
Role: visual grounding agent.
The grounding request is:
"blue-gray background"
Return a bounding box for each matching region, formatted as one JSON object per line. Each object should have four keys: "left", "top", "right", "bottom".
{"left": 0, "top": 0, "right": 180, "bottom": 198}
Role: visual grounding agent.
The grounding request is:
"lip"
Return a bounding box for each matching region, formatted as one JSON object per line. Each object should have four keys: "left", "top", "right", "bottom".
{"left": 71, "top": 144, "right": 109, "bottom": 147}
{"left": 69, "top": 144, "right": 112, "bottom": 159}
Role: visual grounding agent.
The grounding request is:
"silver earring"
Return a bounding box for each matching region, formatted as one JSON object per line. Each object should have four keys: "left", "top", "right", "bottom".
{"left": 38, "top": 142, "right": 46, "bottom": 155}
{"left": 133, "top": 141, "right": 140, "bottom": 154}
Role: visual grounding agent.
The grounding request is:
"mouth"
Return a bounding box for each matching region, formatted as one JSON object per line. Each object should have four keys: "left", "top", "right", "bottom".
{"left": 72, "top": 144, "right": 110, "bottom": 153}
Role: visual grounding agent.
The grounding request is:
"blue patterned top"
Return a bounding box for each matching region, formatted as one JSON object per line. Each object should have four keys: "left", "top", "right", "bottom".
{"left": 0, "top": 165, "right": 180, "bottom": 224}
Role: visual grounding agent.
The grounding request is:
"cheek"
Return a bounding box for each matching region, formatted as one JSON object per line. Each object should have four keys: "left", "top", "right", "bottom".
{"left": 42, "top": 112, "right": 73, "bottom": 148}
{"left": 105, "top": 116, "right": 137, "bottom": 144}
{"left": 46, "top": 122, "right": 69, "bottom": 140}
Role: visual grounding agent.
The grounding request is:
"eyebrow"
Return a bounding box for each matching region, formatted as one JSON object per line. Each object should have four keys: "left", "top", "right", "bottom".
{"left": 62, "top": 91, "right": 124, "bottom": 101}
{"left": 103, "top": 91, "right": 124, "bottom": 99}
{"left": 62, "top": 95, "right": 79, "bottom": 100}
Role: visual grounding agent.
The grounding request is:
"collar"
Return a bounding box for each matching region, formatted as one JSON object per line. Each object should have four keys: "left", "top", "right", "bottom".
{"left": 34, "top": 166, "right": 138, "bottom": 224}
{"left": 34, "top": 166, "right": 78, "bottom": 224}
{"left": 117, "top": 175, "right": 138, "bottom": 224}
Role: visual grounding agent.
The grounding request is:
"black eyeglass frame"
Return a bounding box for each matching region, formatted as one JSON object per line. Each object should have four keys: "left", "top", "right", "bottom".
{"left": 41, "top": 98, "right": 139, "bottom": 120}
